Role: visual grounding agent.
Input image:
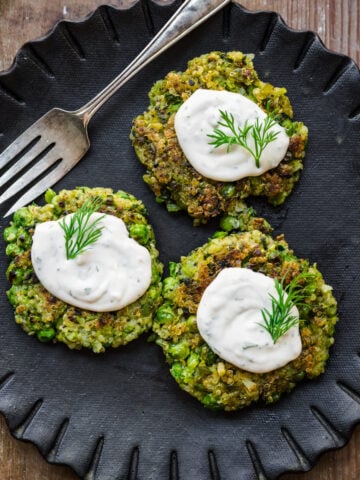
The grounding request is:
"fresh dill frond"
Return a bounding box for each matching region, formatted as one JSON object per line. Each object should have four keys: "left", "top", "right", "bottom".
{"left": 207, "top": 110, "right": 280, "bottom": 167}
{"left": 259, "top": 273, "right": 313, "bottom": 344}
{"left": 59, "top": 197, "right": 105, "bottom": 260}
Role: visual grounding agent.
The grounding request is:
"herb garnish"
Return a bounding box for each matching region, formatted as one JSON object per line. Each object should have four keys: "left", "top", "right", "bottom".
{"left": 207, "top": 110, "right": 280, "bottom": 167}
{"left": 259, "top": 273, "right": 311, "bottom": 344}
{"left": 59, "top": 197, "right": 105, "bottom": 260}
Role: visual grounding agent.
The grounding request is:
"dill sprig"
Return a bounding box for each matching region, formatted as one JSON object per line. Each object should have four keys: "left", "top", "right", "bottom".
{"left": 259, "top": 273, "right": 312, "bottom": 344}
{"left": 59, "top": 197, "right": 105, "bottom": 260}
{"left": 207, "top": 110, "right": 280, "bottom": 167}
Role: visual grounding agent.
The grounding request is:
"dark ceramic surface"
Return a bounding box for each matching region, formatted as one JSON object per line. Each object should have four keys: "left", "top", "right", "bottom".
{"left": 0, "top": 2, "right": 360, "bottom": 479}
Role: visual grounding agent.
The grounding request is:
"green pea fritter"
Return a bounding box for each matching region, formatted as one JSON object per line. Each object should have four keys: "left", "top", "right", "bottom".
{"left": 153, "top": 218, "right": 337, "bottom": 411}
{"left": 131, "top": 51, "right": 308, "bottom": 225}
{"left": 4, "top": 187, "right": 163, "bottom": 353}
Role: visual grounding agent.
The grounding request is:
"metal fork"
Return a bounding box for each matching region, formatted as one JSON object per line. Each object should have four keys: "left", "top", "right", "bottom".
{"left": 0, "top": 0, "right": 230, "bottom": 217}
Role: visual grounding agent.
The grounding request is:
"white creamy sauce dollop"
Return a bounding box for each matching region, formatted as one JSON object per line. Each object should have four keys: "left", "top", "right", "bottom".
{"left": 31, "top": 213, "right": 152, "bottom": 312}
{"left": 174, "top": 89, "right": 289, "bottom": 182}
{"left": 196, "top": 268, "right": 302, "bottom": 373}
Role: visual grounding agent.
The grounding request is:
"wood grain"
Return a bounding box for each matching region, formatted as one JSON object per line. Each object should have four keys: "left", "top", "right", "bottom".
{"left": 0, "top": 1, "right": 359, "bottom": 479}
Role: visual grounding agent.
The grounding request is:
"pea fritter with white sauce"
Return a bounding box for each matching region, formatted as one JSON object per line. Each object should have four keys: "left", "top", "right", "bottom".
{"left": 153, "top": 214, "right": 337, "bottom": 411}
{"left": 131, "top": 51, "right": 308, "bottom": 225}
{"left": 4, "top": 187, "right": 163, "bottom": 353}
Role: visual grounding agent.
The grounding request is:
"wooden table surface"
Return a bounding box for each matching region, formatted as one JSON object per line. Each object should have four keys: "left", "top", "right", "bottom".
{"left": 0, "top": 0, "right": 359, "bottom": 479}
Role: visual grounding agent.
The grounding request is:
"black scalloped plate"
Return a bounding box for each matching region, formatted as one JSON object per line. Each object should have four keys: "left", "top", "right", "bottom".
{"left": 0, "top": 2, "right": 360, "bottom": 479}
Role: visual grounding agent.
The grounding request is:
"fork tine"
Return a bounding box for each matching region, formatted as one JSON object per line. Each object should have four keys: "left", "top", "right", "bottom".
{"left": 0, "top": 151, "right": 62, "bottom": 206}
{"left": 4, "top": 162, "right": 71, "bottom": 218}
{"left": 0, "top": 138, "right": 55, "bottom": 188}
{"left": 0, "top": 126, "right": 44, "bottom": 170}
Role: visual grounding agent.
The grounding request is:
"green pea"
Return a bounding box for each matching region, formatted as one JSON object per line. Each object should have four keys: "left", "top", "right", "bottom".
{"left": 219, "top": 215, "right": 240, "bottom": 232}
{"left": 270, "top": 393, "right": 280, "bottom": 403}
{"left": 205, "top": 349, "right": 218, "bottom": 365}
{"left": 203, "top": 393, "right": 219, "bottom": 409}
{"left": 123, "top": 324, "right": 135, "bottom": 334}
{"left": 129, "top": 224, "right": 150, "bottom": 244}
{"left": 3, "top": 226, "right": 17, "bottom": 242}
{"left": 155, "top": 195, "right": 166, "bottom": 204}
{"left": 118, "top": 191, "right": 131, "bottom": 200}
{"left": 45, "top": 189, "right": 56, "bottom": 204}
{"left": 306, "top": 284, "right": 317, "bottom": 294}
{"left": 268, "top": 251, "right": 280, "bottom": 260}
{"left": 212, "top": 230, "right": 227, "bottom": 239}
{"left": 186, "top": 315, "right": 198, "bottom": 333}
{"left": 326, "top": 305, "right": 337, "bottom": 316}
{"left": 220, "top": 184, "right": 236, "bottom": 198}
{"left": 170, "top": 362, "right": 183, "bottom": 380}
{"left": 283, "top": 118, "right": 297, "bottom": 136}
{"left": 181, "top": 261, "right": 197, "bottom": 278}
{"left": 6, "top": 243, "right": 20, "bottom": 257}
{"left": 163, "top": 277, "right": 177, "bottom": 296}
{"left": 37, "top": 328, "right": 56, "bottom": 343}
{"left": 147, "top": 286, "right": 160, "bottom": 300}
{"left": 181, "top": 366, "right": 194, "bottom": 383}
{"left": 169, "top": 262, "right": 178, "bottom": 277}
{"left": 187, "top": 352, "right": 199, "bottom": 370}
{"left": 151, "top": 264, "right": 162, "bottom": 283}
{"left": 169, "top": 342, "right": 190, "bottom": 360}
{"left": 168, "top": 103, "right": 182, "bottom": 114}
{"left": 166, "top": 202, "right": 181, "bottom": 213}
{"left": 6, "top": 287, "right": 17, "bottom": 305}
{"left": 12, "top": 208, "right": 33, "bottom": 227}
{"left": 156, "top": 305, "right": 175, "bottom": 324}
{"left": 294, "top": 371, "right": 305, "bottom": 382}
{"left": 147, "top": 333, "right": 157, "bottom": 343}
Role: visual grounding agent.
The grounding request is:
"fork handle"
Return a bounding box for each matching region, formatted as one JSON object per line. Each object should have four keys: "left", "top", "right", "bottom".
{"left": 75, "top": 0, "right": 231, "bottom": 125}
